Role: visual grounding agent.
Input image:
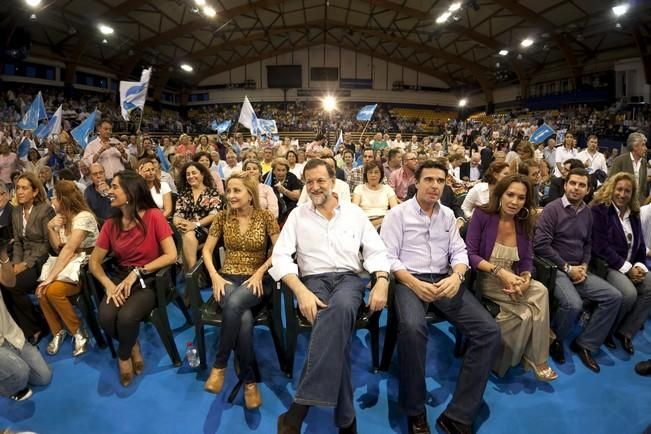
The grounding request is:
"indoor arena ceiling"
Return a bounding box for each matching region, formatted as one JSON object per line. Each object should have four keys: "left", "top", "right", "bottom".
{"left": 2, "top": 0, "right": 651, "bottom": 93}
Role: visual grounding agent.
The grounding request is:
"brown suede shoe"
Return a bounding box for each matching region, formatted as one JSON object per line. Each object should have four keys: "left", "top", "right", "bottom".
{"left": 204, "top": 367, "right": 226, "bottom": 394}
{"left": 244, "top": 383, "right": 262, "bottom": 409}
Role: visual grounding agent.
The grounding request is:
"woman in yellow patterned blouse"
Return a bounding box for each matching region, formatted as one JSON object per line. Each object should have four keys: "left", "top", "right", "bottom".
{"left": 201, "top": 172, "right": 279, "bottom": 410}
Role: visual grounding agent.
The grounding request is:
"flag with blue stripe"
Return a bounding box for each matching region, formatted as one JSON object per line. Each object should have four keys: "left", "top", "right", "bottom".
{"left": 257, "top": 119, "right": 278, "bottom": 136}
{"left": 334, "top": 130, "right": 344, "bottom": 154}
{"left": 36, "top": 105, "right": 62, "bottom": 140}
{"left": 119, "top": 67, "right": 151, "bottom": 121}
{"left": 71, "top": 110, "right": 97, "bottom": 149}
{"left": 263, "top": 171, "right": 273, "bottom": 186}
{"left": 211, "top": 119, "right": 232, "bottom": 134}
{"left": 530, "top": 123, "right": 555, "bottom": 144}
{"left": 356, "top": 104, "right": 377, "bottom": 121}
{"left": 217, "top": 163, "right": 225, "bottom": 180}
{"left": 17, "top": 92, "right": 48, "bottom": 130}
{"left": 17, "top": 137, "right": 31, "bottom": 159}
{"left": 156, "top": 146, "right": 170, "bottom": 172}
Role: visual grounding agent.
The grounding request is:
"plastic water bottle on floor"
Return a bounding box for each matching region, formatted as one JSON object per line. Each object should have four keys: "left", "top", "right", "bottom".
{"left": 186, "top": 342, "right": 200, "bottom": 368}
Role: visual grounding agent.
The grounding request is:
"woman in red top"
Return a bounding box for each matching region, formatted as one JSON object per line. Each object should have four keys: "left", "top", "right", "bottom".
{"left": 89, "top": 170, "right": 177, "bottom": 387}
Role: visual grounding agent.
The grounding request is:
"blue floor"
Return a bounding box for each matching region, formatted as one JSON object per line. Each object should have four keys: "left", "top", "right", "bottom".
{"left": 1, "top": 304, "right": 650, "bottom": 434}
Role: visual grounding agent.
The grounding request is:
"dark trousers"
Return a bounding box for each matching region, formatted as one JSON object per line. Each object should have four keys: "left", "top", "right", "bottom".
{"left": 395, "top": 273, "right": 500, "bottom": 425}
{"left": 98, "top": 271, "right": 156, "bottom": 361}
{"left": 213, "top": 274, "right": 272, "bottom": 383}
{"left": 1, "top": 265, "right": 44, "bottom": 338}
{"left": 294, "top": 272, "right": 365, "bottom": 428}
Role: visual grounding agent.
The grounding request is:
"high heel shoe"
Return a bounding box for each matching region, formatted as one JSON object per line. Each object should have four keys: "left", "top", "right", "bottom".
{"left": 47, "top": 330, "right": 67, "bottom": 355}
{"left": 118, "top": 359, "right": 134, "bottom": 387}
{"left": 131, "top": 341, "right": 145, "bottom": 375}
{"left": 522, "top": 356, "right": 558, "bottom": 382}
{"left": 72, "top": 328, "right": 89, "bottom": 357}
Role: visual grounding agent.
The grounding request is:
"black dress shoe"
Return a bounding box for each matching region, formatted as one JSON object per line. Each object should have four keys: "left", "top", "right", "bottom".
{"left": 615, "top": 333, "right": 634, "bottom": 354}
{"left": 339, "top": 418, "right": 357, "bottom": 434}
{"left": 549, "top": 339, "right": 565, "bottom": 364}
{"left": 570, "top": 340, "right": 600, "bottom": 373}
{"left": 408, "top": 413, "right": 431, "bottom": 434}
{"left": 277, "top": 412, "right": 300, "bottom": 434}
{"left": 603, "top": 334, "right": 616, "bottom": 349}
{"left": 635, "top": 359, "right": 651, "bottom": 376}
{"left": 436, "top": 413, "right": 471, "bottom": 434}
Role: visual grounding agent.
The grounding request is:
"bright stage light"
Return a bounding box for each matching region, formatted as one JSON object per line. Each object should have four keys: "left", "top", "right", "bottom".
{"left": 322, "top": 95, "right": 337, "bottom": 112}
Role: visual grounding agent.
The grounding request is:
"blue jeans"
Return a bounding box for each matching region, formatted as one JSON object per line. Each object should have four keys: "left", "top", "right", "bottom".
{"left": 293, "top": 272, "right": 365, "bottom": 428}
{"left": 394, "top": 273, "right": 500, "bottom": 425}
{"left": 552, "top": 271, "right": 622, "bottom": 352}
{"left": 606, "top": 269, "right": 651, "bottom": 338}
{"left": 213, "top": 274, "right": 272, "bottom": 383}
{"left": 0, "top": 340, "right": 52, "bottom": 397}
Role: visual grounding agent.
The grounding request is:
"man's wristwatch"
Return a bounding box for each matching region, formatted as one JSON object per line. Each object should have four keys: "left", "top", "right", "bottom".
{"left": 375, "top": 273, "right": 389, "bottom": 282}
{"left": 454, "top": 271, "right": 466, "bottom": 283}
{"left": 563, "top": 263, "right": 572, "bottom": 274}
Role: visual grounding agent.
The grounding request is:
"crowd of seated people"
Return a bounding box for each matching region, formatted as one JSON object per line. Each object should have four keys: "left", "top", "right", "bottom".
{"left": 0, "top": 100, "right": 650, "bottom": 434}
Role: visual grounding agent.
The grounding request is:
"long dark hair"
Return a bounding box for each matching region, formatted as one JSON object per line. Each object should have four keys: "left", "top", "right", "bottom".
{"left": 177, "top": 161, "right": 215, "bottom": 192}
{"left": 110, "top": 170, "right": 158, "bottom": 236}
{"left": 481, "top": 174, "right": 536, "bottom": 238}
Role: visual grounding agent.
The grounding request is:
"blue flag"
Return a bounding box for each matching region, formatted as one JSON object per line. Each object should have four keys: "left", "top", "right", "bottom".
{"left": 71, "top": 111, "right": 97, "bottom": 149}
{"left": 530, "top": 123, "right": 555, "bottom": 144}
{"left": 35, "top": 105, "right": 62, "bottom": 140}
{"left": 17, "top": 137, "right": 31, "bottom": 159}
{"left": 356, "top": 104, "right": 377, "bottom": 121}
{"left": 33, "top": 123, "right": 48, "bottom": 140}
{"left": 257, "top": 119, "right": 278, "bottom": 136}
{"left": 263, "top": 171, "right": 273, "bottom": 186}
{"left": 334, "top": 130, "right": 344, "bottom": 154}
{"left": 211, "top": 119, "right": 232, "bottom": 134}
{"left": 156, "top": 146, "right": 170, "bottom": 172}
{"left": 17, "top": 92, "right": 48, "bottom": 130}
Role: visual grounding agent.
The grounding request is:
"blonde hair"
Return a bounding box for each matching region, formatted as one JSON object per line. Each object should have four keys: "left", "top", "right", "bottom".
{"left": 225, "top": 172, "right": 260, "bottom": 212}
{"left": 591, "top": 172, "right": 640, "bottom": 214}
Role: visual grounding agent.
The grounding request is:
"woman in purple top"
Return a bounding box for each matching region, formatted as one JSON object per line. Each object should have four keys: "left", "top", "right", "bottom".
{"left": 466, "top": 174, "right": 556, "bottom": 381}
{"left": 590, "top": 172, "right": 651, "bottom": 354}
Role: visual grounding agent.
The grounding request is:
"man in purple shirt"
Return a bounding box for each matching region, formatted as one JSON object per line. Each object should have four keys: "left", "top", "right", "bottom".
{"left": 534, "top": 168, "right": 622, "bottom": 373}
{"left": 380, "top": 160, "right": 500, "bottom": 434}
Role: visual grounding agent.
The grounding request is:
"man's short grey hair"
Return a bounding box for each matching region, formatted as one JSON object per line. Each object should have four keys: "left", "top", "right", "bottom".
{"left": 627, "top": 132, "right": 647, "bottom": 148}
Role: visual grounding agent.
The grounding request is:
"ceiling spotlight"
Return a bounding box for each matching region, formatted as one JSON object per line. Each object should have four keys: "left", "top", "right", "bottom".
{"left": 436, "top": 12, "right": 451, "bottom": 24}
{"left": 520, "top": 38, "right": 533, "bottom": 48}
{"left": 322, "top": 95, "right": 337, "bottom": 112}
{"left": 194, "top": 0, "right": 206, "bottom": 5}
{"left": 615, "top": 22, "right": 623, "bottom": 29}
{"left": 448, "top": 2, "right": 462, "bottom": 12}
{"left": 499, "top": 49, "right": 508, "bottom": 56}
{"left": 102, "top": 38, "right": 108, "bottom": 44}
{"left": 98, "top": 24, "right": 114, "bottom": 35}
{"left": 458, "top": 98, "right": 467, "bottom": 107}
{"left": 25, "top": 0, "right": 42, "bottom": 7}
{"left": 612, "top": 3, "right": 629, "bottom": 17}
{"left": 495, "top": 62, "right": 500, "bottom": 68}
{"left": 29, "top": 13, "right": 37, "bottom": 20}
{"left": 203, "top": 6, "right": 216, "bottom": 17}
{"left": 191, "top": 6, "right": 199, "bottom": 13}
{"left": 180, "top": 63, "right": 194, "bottom": 72}
{"left": 517, "top": 53, "right": 523, "bottom": 59}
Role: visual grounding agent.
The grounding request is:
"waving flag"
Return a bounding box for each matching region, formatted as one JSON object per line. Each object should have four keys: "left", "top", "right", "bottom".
{"left": 256, "top": 119, "right": 278, "bottom": 136}
{"left": 35, "top": 105, "right": 62, "bottom": 140}
{"left": 17, "top": 137, "right": 31, "bottom": 159}
{"left": 238, "top": 95, "right": 258, "bottom": 133}
{"left": 211, "top": 119, "right": 232, "bottom": 134}
{"left": 356, "top": 104, "right": 377, "bottom": 122}
{"left": 17, "top": 92, "right": 48, "bottom": 130}
{"left": 119, "top": 67, "right": 152, "bottom": 121}
{"left": 530, "top": 123, "right": 555, "bottom": 144}
{"left": 70, "top": 110, "right": 97, "bottom": 149}
{"left": 156, "top": 146, "right": 170, "bottom": 172}
{"left": 333, "top": 130, "right": 344, "bottom": 154}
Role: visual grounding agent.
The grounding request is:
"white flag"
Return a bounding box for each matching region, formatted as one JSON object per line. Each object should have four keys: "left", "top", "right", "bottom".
{"left": 35, "top": 105, "right": 62, "bottom": 140}
{"left": 119, "top": 67, "right": 152, "bottom": 121}
{"left": 238, "top": 95, "right": 258, "bottom": 132}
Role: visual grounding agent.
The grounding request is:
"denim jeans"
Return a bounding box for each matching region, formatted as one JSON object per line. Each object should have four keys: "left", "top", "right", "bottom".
{"left": 606, "top": 269, "right": 651, "bottom": 338}
{"left": 552, "top": 272, "right": 622, "bottom": 352}
{"left": 394, "top": 273, "right": 500, "bottom": 426}
{"left": 213, "top": 274, "right": 272, "bottom": 383}
{"left": 0, "top": 340, "right": 52, "bottom": 397}
{"left": 293, "top": 272, "right": 365, "bottom": 428}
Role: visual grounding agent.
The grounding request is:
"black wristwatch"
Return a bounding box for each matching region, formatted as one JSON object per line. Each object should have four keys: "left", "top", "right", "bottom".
{"left": 375, "top": 273, "right": 389, "bottom": 282}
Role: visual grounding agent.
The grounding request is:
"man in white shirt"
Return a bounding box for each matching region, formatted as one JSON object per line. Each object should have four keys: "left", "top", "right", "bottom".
{"left": 271, "top": 159, "right": 390, "bottom": 434}
{"left": 391, "top": 133, "right": 406, "bottom": 149}
{"left": 554, "top": 132, "right": 578, "bottom": 177}
{"left": 577, "top": 135, "right": 608, "bottom": 175}
{"left": 81, "top": 120, "right": 126, "bottom": 179}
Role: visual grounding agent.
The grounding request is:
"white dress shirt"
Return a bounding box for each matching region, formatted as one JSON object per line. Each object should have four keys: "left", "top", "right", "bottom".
{"left": 297, "top": 178, "right": 351, "bottom": 204}
{"left": 577, "top": 150, "right": 607, "bottom": 174}
{"left": 554, "top": 146, "right": 578, "bottom": 177}
{"left": 269, "top": 201, "right": 390, "bottom": 280}
{"left": 461, "top": 182, "right": 489, "bottom": 218}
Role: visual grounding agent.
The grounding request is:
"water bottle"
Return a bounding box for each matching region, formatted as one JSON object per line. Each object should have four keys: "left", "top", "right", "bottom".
{"left": 186, "top": 342, "right": 200, "bottom": 368}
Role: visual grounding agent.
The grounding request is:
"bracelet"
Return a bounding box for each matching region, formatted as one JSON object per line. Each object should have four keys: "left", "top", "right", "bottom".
{"left": 491, "top": 265, "right": 502, "bottom": 276}
{"left": 131, "top": 267, "right": 147, "bottom": 289}
{"left": 375, "top": 274, "right": 389, "bottom": 282}
{"left": 0, "top": 257, "right": 9, "bottom": 264}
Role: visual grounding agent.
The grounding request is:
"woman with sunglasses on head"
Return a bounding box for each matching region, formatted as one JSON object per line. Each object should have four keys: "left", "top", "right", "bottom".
{"left": 590, "top": 172, "right": 651, "bottom": 355}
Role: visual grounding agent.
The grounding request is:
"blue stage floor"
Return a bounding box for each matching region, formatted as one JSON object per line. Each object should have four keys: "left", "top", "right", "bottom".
{"left": 1, "top": 305, "right": 650, "bottom": 434}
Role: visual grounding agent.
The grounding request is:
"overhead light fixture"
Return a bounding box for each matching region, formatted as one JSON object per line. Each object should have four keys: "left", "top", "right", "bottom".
{"left": 98, "top": 24, "right": 114, "bottom": 35}
{"left": 203, "top": 6, "right": 216, "bottom": 17}
{"left": 194, "top": 0, "right": 206, "bottom": 5}
{"left": 25, "top": 0, "right": 42, "bottom": 7}
{"left": 180, "top": 63, "right": 194, "bottom": 72}
{"left": 102, "top": 39, "right": 108, "bottom": 44}
{"left": 499, "top": 49, "right": 509, "bottom": 56}
{"left": 458, "top": 98, "right": 467, "bottom": 107}
{"left": 612, "top": 3, "right": 629, "bottom": 17}
{"left": 436, "top": 12, "right": 451, "bottom": 24}
{"left": 322, "top": 95, "right": 337, "bottom": 112}
{"left": 520, "top": 38, "right": 533, "bottom": 48}
{"left": 448, "top": 2, "right": 462, "bottom": 12}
